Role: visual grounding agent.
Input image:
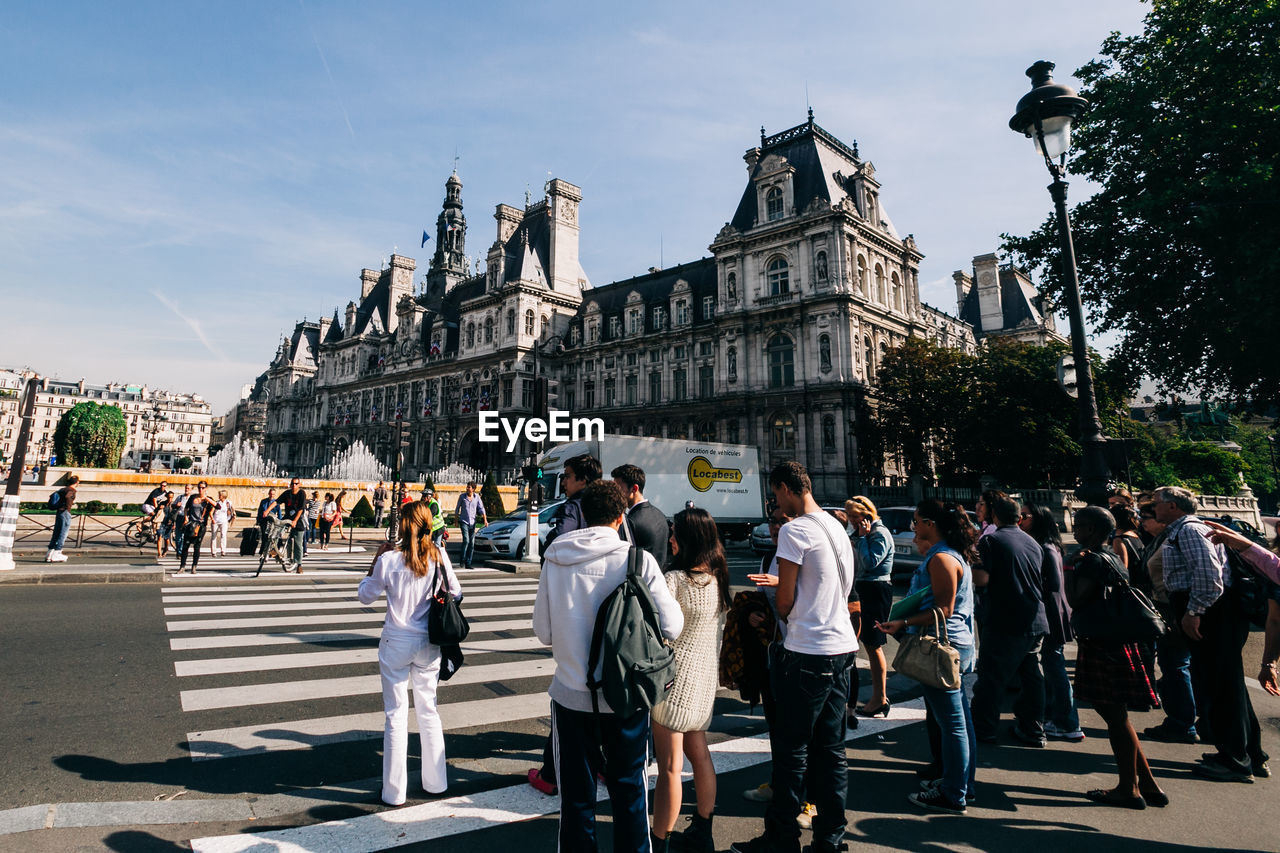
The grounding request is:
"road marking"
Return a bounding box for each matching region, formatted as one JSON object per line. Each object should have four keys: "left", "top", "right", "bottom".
{"left": 187, "top": 675, "right": 557, "bottom": 759}
{"left": 162, "top": 582, "right": 537, "bottom": 604}
{"left": 172, "top": 629, "right": 545, "bottom": 652}
{"left": 189, "top": 700, "right": 927, "bottom": 848}
{"left": 179, "top": 646, "right": 550, "bottom": 711}
{"left": 161, "top": 583, "right": 362, "bottom": 593}
{"left": 165, "top": 612, "right": 530, "bottom": 633}
{"left": 163, "top": 592, "right": 534, "bottom": 616}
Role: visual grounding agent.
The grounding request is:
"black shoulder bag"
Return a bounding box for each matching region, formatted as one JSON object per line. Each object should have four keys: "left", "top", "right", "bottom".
{"left": 427, "top": 558, "right": 470, "bottom": 646}
{"left": 1070, "top": 551, "right": 1168, "bottom": 644}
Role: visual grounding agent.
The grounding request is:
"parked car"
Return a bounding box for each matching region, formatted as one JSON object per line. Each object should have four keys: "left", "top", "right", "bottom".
{"left": 473, "top": 500, "right": 566, "bottom": 559}
{"left": 879, "top": 505, "right": 979, "bottom": 581}
{"left": 749, "top": 520, "right": 773, "bottom": 555}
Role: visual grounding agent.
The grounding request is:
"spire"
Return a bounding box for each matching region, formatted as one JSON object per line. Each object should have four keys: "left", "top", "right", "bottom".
{"left": 432, "top": 171, "right": 467, "bottom": 275}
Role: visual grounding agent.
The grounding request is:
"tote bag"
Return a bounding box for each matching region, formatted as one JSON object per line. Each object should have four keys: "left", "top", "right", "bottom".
{"left": 892, "top": 607, "right": 962, "bottom": 690}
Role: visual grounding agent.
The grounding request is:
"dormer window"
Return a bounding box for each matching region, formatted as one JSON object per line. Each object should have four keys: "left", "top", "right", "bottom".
{"left": 675, "top": 299, "right": 689, "bottom": 326}
{"left": 609, "top": 316, "right": 622, "bottom": 338}
{"left": 628, "top": 309, "right": 642, "bottom": 335}
{"left": 702, "top": 295, "right": 715, "bottom": 319}
{"left": 653, "top": 306, "right": 666, "bottom": 331}
{"left": 766, "top": 186, "right": 784, "bottom": 221}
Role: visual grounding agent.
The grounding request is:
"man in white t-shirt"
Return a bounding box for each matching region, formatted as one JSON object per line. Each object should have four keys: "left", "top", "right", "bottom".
{"left": 733, "top": 461, "right": 858, "bottom": 853}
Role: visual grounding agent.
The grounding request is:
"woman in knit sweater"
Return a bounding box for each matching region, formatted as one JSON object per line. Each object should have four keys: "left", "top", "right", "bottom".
{"left": 650, "top": 508, "right": 730, "bottom": 852}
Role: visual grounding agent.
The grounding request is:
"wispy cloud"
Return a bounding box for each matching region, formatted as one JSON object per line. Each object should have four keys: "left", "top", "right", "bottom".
{"left": 300, "top": 0, "right": 355, "bottom": 138}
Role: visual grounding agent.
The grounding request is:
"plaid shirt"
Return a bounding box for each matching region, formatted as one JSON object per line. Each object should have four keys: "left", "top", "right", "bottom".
{"left": 1160, "top": 514, "right": 1227, "bottom": 616}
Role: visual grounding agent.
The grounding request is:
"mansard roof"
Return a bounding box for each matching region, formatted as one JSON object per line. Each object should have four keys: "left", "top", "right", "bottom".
{"left": 570, "top": 257, "right": 718, "bottom": 342}
{"left": 323, "top": 310, "right": 344, "bottom": 343}
{"left": 730, "top": 116, "right": 866, "bottom": 232}
{"left": 502, "top": 203, "right": 551, "bottom": 286}
{"left": 958, "top": 266, "right": 1043, "bottom": 333}
{"left": 286, "top": 322, "right": 320, "bottom": 366}
{"left": 352, "top": 273, "right": 390, "bottom": 335}
{"left": 417, "top": 274, "right": 486, "bottom": 355}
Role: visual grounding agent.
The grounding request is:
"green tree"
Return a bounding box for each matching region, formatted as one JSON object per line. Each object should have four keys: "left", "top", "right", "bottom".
{"left": 869, "top": 337, "right": 976, "bottom": 484}
{"left": 175, "top": 456, "right": 193, "bottom": 471}
{"left": 53, "top": 402, "right": 128, "bottom": 468}
{"left": 1003, "top": 1, "right": 1280, "bottom": 408}
{"left": 480, "top": 471, "right": 505, "bottom": 520}
{"left": 1163, "top": 441, "right": 1244, "bottom": 495}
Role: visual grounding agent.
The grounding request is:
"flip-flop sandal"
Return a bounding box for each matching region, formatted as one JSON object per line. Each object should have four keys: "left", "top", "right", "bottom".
{"left": 1085, "top": 788, "right": 1146, "bottom": 809}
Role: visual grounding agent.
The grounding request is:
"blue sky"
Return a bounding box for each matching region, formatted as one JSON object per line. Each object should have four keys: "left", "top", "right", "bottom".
{"left": 0, "top": 0, "right": 1149, "bottom": 413}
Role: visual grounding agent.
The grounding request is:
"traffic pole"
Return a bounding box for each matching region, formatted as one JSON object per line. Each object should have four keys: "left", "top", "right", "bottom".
{"left": 0, "top": 380, "right": 39, "bottom": 571}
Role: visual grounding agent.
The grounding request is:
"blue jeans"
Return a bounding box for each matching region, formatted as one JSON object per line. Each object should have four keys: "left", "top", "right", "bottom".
{"left": 919, "top": 645, "right": 977, "bottom": 803}
{"left": 552, "top": 702, "right": 650, "bottom": 853}
{"left": 1155, "top": 626, "right": 1198, "bottom": 735}
{"left": 1041, "top": 642, "right": 1080, "bottom": 732}
{"left": 49, "top": 510, "right": 72, "bottom": 550}
{"left": 459, "top": 521, "right": 476, "bottom": 567}
{"left": 766, "top": 646, "right": 855, "bottom": 848}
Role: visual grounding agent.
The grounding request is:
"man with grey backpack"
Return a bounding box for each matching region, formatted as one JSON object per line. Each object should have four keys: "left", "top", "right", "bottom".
{"left": 533, "top": 479, "right": 683, "bottom": 853}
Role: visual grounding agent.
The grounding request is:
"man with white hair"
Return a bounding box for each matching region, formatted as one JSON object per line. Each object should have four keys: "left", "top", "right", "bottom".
{"left": 1154, "top": 485, "right": 1270, "bottom": 781}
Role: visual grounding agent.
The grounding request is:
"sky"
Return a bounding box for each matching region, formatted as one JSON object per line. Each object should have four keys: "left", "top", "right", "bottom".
{"left": 0, "top": 0, "right": 1152, "bottom": 414}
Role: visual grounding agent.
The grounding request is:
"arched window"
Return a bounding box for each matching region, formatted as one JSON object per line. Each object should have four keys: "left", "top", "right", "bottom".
{"left": 767, "top": 257, "right": 789, "bottom": 296}
{"left": 766, "top": 186, "right": 784, "bottom": 221}
{"left": 507, "top": 310, "right": 515, "bottom": 336}
{"left": 767, "top": 334, "right": 794, "bottom": 388}
{"left": 891, "top": 272, "right": 902, "bottom": 311}
{"left": 857, "top": 256, "right": 867, "bottom": 295}
{"left": 525, "top": 309, "right": 535, "bottom": 336}
{"left": 770, "top": 412, "right": 796, "bottom": 451}
{"left": 875, "top": 264, "right": 886, "bottom": 303}
{"left": 819, "top": 334, "right": 832, "bottom": 372}
{"left": 697, "top": 421, "right": 716, "bottom": 442}
{"left": 726, "top": 271, "right": 737, "bottom": 300}
{"left": 541, "top": 314, "right": 549, "bottom": 340}
{"left": 863, "top": 336, "right": 874, "bottom": 377}
{"left": 484, "top": 316, "right": 494, "bottom": 344}
{"left": 815, "top": 250, "right": 828, "bottom": 282}
{"left": 822, "top": 415, "right": 836, "bottom": 452}
{"left": 727, "top": 346, "right": 737, "bottom": 381}
{"left": 466, "top": 322, "right": 475, "bottom": 347}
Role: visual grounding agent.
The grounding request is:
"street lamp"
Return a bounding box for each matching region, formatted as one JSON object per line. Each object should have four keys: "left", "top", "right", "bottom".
{"left": 1266, "top": 435, "right": 1278, "bottom": 514}
{"left": 140, "top": 401, "right": 168, "bottom": 473}
{"left": 1010, "top": 60, "right": 1111, "bottom": 506}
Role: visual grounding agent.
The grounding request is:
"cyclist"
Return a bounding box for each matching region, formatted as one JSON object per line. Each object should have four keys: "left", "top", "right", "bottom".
{"left": 141, "top": 480, "right": 169, "bottom": 531}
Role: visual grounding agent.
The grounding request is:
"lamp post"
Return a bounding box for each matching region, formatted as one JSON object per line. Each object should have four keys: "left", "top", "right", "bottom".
{"left": 1010, "top": 60, "right": 1111, "bottom": 506}
{"left": 1267, "top": 435, "right": 1278, "bottom": 514}
{"left": 141, "top": 401, "right": 168, "bottom": 473}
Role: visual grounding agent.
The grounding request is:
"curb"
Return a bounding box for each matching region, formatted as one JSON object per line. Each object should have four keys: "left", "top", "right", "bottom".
{"left": 0, "top": 568, "right": 164, "bottom": 585}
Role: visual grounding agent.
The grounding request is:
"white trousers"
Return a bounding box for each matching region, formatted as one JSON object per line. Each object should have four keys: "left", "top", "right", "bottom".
{"left": 209, "top": 520, "right": 229, "bottom": 555}
{"left": 379, "top": 630, "right": 446, "bottom": 805}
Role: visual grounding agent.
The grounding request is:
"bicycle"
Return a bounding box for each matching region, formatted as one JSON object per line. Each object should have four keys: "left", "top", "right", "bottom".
{"left": 124, "top": 516, "right": 160, "bottom": 548}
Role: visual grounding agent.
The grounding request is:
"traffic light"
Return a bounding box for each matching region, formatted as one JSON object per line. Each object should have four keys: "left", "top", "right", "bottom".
{"left": 521, "top": 464, "right": 544, "bottom": 483}
{"left": 1056, "top": 354, "right": 1078, "bottom": 398}
{"left": 544, "top": 377, "right": 560, "bottom": 412}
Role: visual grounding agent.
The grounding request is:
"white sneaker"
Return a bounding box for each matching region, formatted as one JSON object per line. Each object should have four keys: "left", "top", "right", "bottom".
{"left": 742, "top": 783, "right": 773, "bottom": 803}
{"left": 49, "top": 551, "right": 68, "bottom": 562}
{"left": 45, "top": 550, "right": 56, "bottom": 562}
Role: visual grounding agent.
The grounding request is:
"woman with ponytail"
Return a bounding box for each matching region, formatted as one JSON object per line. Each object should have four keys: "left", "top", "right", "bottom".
{"left": 358, "top": 500, "right": 461, "bottom": 806}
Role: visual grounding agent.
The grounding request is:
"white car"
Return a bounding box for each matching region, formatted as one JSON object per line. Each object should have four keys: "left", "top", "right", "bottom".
{"left": 473, "top": 500, "right": 566, "bottom": 559}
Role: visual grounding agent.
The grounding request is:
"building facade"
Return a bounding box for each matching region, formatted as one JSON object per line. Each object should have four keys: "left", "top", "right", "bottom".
{"left": 262, "top": 115, "right": 1058, "bottom": 500}
{"left": 0, "top": 370, "right": 213, "bottom": 470}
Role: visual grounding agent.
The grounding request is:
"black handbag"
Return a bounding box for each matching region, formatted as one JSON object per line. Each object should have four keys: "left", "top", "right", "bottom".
{"left": 427, "top": 560, "right": 470, "bottom": 646}
{"left": 1070, "top": 552, "right": 1168, "bottom": 644}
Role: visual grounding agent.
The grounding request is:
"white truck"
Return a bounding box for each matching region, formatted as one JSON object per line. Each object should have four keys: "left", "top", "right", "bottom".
{"left": 537, "top": 435, "right": 764, "bottom": 539}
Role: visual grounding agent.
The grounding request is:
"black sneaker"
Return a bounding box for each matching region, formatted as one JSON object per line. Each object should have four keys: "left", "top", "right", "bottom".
{"left": 730, "top": 834, "right": 799, "bottom": 853}
{"left": 1009, "top": 723, "right": 1047, "bottom": 748}
{"left": 920, "top": 778, "right": 976, "bottom": 804}
{"left": 1143, "top": 723, "right": 1198, "bottom": 744}
{"left": 803, "top": 843, "right": 849, "bottom": 853}
{"left": 908, "top": 787, "right": 967, "bottom": 815}
{"left": 1253, "top": 759, "right": 1271, "bottom": 779}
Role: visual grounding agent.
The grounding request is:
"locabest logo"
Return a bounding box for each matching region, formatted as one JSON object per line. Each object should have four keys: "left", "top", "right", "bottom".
{"left": 478, "top": 410, "right": 605, "bottom": 452}
{"left": 687, "top": 456, "right": 743, "bottom": 492}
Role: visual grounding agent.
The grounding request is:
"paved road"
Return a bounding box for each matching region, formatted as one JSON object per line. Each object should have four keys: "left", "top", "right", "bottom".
{"left": 2, "top": 542, "right": 1278, "bottom": 852}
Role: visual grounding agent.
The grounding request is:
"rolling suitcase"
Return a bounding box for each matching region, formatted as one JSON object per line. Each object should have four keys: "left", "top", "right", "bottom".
{"left": 240, "top": 526, "right": 260, "bottom": 556}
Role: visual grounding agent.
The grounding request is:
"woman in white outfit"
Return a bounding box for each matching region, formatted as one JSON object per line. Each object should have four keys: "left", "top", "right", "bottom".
{"left": 358, "top": 500, "right": 460, "bottom": 806}
{"left": 209, "top": 490, "right": 234, "bottom": 557}
{"left": 650, "top": 508, "right": 729, "bottom": 852}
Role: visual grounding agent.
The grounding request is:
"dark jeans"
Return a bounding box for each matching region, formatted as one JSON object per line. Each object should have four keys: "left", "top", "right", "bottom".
{"left": 552, "top": 702, "right": 650, "bottom": 853}
{"left": 374, "top": 504, "right": 385, "bottom": 526}
{"left": 1175, "top": 592, "right": 1268, "bottom": 775}
{"left": 318, "top": 519, "right": 333, "bottom": 546}
{"left": 48, "top": 510, "right": 72, "bottom": 550}
{"left": 971, "top": 631, "right": 1045, "bottom": 739}
{"left": 765, "top": 646, "right": 854, "bottom": 848}
{"left": 1041, "top": 642, "right": 1080, "bottom": 732}
{"left": 460, "top": 521, "right": 477, "bottom": 567}
{"left": 1154, "top": 607, "right": 1199, "bottom": 735}
{"left": 179, "top": 526, "right": 205, "bottom": 570}
{"left": 257, "top": 520, "right": 271, "bottom": 555}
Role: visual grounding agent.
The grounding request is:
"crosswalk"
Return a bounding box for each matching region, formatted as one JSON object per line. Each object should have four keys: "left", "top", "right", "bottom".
{"left": 162, "top": 569, "right": 553, "bottom": 765}
{"left": 158, "top": 545, "right": 375, "bottom": 578}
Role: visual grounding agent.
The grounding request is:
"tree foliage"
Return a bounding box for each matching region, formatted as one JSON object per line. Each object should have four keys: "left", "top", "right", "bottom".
{"left": 481, "top": 471, "right": 505, "bottom": 519}
{"left": 52, "top": 402, "right": 128, "bottom": 468}
{"left": 1002, "top": 0, "right": 1280, "bottom": 409}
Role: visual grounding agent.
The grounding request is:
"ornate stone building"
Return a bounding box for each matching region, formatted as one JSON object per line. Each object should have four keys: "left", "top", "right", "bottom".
{"left": 262, "top": 115, "right": 1058, "bottom": 500}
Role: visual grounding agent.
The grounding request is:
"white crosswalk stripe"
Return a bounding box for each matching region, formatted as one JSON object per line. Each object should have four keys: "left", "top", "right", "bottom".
{"left": 160, "top": 568, "right": 554, "bottom": 768}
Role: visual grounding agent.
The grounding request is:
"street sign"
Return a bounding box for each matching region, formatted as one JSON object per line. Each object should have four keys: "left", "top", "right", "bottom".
{"left": 1056, "top": 354, "right": 1078, "bottom": 398}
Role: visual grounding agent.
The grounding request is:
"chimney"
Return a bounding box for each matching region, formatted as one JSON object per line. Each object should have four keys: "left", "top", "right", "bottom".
{"left": 952, "top": 270, "right": 973, "bottom": 313}
{"left": 387, "top": 255, "right": 416, "bottom": 332}
{"left": 77, "top": 378, "right": 85, "bottom": 395}
{"left": 360, "top": 268, "right": 379, "bottom": 299}
{"left": 973, "top": 253, "right": 1004, "bottom": 334}
{"left": 318, "top": 314, "right": 332, "bottom": 342}
{"left": 345, "top": 300, "right": 357, "bottom": 333}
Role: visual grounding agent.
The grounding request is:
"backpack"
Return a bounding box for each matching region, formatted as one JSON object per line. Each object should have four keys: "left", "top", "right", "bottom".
{"left": 1225, "top": 547, "right": 1272, "bottom": 629}
{"left": 585, "top": 546, "right": 677, "bottom": 717}
{"left": 48, "top": 490, "right": 63, "bottom": 510}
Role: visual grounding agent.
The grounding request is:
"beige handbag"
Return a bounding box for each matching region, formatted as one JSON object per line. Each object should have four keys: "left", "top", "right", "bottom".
{"left": 892, "top": 607, "right": 962, "bottom": 690}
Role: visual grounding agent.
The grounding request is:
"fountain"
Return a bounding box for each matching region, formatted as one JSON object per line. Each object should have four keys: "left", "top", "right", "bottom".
{"left": 319, "top": 440, "right": 390, "bottom": 482}
{"left": 205, "top": 433, "right": 280, "bottom": 478}
{"left": 425, "top": 462, "right": 483, "bottom": 486}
